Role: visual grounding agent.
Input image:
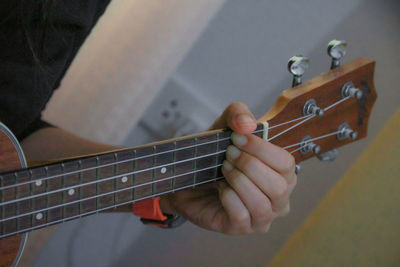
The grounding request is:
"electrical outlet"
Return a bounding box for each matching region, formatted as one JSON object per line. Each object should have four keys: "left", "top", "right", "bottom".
{"left": 133, "top": 76, "right": 218, "bottom": 142}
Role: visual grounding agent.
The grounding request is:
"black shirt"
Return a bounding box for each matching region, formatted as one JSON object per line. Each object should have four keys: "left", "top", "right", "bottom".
{"left": 0, "top": 0, "right": 111, "bottom": 140}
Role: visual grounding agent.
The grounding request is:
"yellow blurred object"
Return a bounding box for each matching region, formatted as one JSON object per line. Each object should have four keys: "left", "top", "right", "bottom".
{"left": 270, "top": 108, "right": 400, "bottom": 266}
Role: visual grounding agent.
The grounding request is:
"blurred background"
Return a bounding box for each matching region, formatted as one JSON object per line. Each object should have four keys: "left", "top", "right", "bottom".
{"left": 36, "top": 0, "right": 400, "bottom": 266}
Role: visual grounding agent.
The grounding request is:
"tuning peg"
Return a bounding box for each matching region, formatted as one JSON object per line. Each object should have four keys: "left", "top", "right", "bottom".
{"left": 337, "top": 123, "right": 358, "bottom": 141}
{"left": 295, "top": 164, "right": 301, "bottom": 174}
{"left": 303, "top": 99, "right": 324, "bottom": 117}
{"left": 317, "top": 149, "right": 339, "bottom": 162}
{"left": 341, "top": 81, "right": 363, "bottom": 99}
{"left": 327, "top": 40, "right": 347, "bottom": 69}
{"left": 300, "top": 136, "right": 321, "bottom": 155}
{"left": 288, "top": 55, "right": 309, "bottom": 87}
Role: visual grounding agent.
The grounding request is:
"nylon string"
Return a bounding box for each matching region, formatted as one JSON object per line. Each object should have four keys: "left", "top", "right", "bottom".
{"left": 0, "top": 126, "right": 347, "bottom": 222}
{"left": 0, "top": 96, "right": 352, "bottom": 230}
{"left": 0, "top": 96, "right": 351, "bottom": 191}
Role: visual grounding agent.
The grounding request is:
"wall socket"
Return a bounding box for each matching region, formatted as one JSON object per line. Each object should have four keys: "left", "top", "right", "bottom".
{"left": 126, "top": 76, "right": 218, "bottom": 145}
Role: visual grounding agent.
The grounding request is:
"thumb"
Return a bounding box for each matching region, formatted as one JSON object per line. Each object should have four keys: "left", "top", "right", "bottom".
{"left": 209, "top": 102, "right": 257, "bottom": 134}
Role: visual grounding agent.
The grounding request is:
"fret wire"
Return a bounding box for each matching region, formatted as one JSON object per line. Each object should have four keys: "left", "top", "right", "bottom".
{"left": 44, "top": 167, "right": 49, "bottom": 225}
{"left": 77, "top": 161, "right": 82, "bottom": 216}
{"left": 152, "top": 146, "right": 155, "bottom": 197}
{"left": 1, "top": 94, "right": 354, "bottom": 192}
{"left": 193, "top": 137, "right": 198, "bottom": 187}
{"left": 113, "top": 153, "right": 117, "bottom": 206}
{"left": 1, "top": 175, "right": 4, "bottom": 235}
{"left": 29, "top": 170, "right": 35, "bottom": 227}
{"left": 215, "top": 133, "right": 220, "bottom": 182}
{"left": 29, "top": 170, "right": 33, "bottom": 229}
{"left": 61, "top": 163, "right": 66, "bottom": 221}
{"left": 14, "top": 173, "right": 18, "bottom": 232}
{"left": 132, "top": 150, "right": 136, "bottom": 202}
{"left": 172, "top": 141, "right": 176, "bottom": 193}
{"left": 0, "top": 175, "right": 226, "bottom": 239}
{"left": 95, "top": 157, "right": 99, "bottom": 213}
{"left": 0, "top": 164, "right": 223, "bottom": 223}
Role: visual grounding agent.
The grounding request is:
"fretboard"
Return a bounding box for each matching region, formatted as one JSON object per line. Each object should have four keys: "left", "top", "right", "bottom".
{"left": 0, "top": 124, "right": 264, "bottom": 238}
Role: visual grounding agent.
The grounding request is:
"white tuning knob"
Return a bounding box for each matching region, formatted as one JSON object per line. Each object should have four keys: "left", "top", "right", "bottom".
{"left": 288, "top": 55, "right": 309, "bottom": 87}
{"left": 327, "top": 39, "right": 347, "bottom": 69}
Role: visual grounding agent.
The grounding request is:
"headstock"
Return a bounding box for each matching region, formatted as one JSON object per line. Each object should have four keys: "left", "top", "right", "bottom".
{"left": 259, "top": 40, "right": 377, "bottom": 170}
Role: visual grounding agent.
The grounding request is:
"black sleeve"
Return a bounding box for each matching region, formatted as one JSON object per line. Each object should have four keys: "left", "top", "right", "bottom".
{"left": 0, "top": 1, "right": 110, "bottom": 139}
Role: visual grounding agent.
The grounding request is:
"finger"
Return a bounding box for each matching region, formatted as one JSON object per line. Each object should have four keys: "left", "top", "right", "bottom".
{"left": 209, "top": 102, "right": 257, "bottom": 134}
{"left": 231, "top": 132, "right": 297, "bottom": 183}
{"left": 280, "top": 203, "right": 290, "bottom": 217}
{"left": 217, "top": 181, "right": 252, "bottom": 235}
{"left": 226, "top": 145, "right": 289, "bottom": 212}
{"left": 222, "top": 161, "right": 273, "bottom": 232}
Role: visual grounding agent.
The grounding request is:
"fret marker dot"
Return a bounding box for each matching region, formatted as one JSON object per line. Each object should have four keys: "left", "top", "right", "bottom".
{"left": 36, "top": 213, "right": 43, "bottom": 220}
{"left": 68, "top": 189, "right": 75, "bottom": 196}
{"left": 121, "top": 176, "right": 128, "bottom": 183}
{"left": 160, "top": 167, "right": 167, "bottom": 174}
{"left": 35, "top": 180, "right": 42, "bottom": 186}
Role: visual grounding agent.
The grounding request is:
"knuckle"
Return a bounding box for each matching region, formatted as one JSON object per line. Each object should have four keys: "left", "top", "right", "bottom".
{"left": 225, "top": 169, "right": 241, "bottom": 188}
{"left": 236, "top": 152, "right": 254, "bottom": 170}
{"left": 227, "top": 102, "right": 243, "bottom": 113}
{"left": 272, "top": 178, "right": 289, "bottom": 201}
{"left": 235, "top": 210, "right": 251, "bottom": 227}
{"left": 281, "top": 153, "right": 296, "bottom": 174}
{"left": 280, "top": 204, "right": 290, "bottom": 217}
{"left": 253, "top": 200, "right": 273, "bottom": 224}
{"left": 232, "top": 212, "right": 251, "bottom": 234}
{"left": 261, "top": 223, "right": 272, "bottom": 233}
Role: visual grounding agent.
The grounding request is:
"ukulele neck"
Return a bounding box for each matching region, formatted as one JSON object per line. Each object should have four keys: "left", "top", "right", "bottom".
{"left": 0, "top": 124, "right": 266, "bottom": 238}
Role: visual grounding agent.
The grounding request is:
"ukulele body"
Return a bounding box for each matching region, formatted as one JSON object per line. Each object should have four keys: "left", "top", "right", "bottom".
{"left": 0, "top": 122, "right": 28, "bottom": 267}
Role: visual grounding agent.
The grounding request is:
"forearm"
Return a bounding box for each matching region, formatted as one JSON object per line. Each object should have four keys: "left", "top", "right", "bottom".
{"left": 21, "top": 127, "right": 117, "bottom": 164}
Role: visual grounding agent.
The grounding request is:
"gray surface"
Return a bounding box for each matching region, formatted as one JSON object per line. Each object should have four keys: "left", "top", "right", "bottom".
{"left": 36, "top": 0, "right": 400, "bottom": 266}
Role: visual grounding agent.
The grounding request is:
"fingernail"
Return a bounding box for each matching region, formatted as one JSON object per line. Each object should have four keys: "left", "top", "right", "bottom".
{"left": 237, "top": 114, "right": 255, "bottom": 127}
{"left": 226, "top": 145, "right": 241, "bottom": 160}
{"left": 231, "top": 132, "right": 247, "bottom": 147}
{"left": 222, "top": 160, "right": 233, "bottom": 172}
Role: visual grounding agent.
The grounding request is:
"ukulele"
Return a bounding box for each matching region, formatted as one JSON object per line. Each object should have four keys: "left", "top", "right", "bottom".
{"left": 0, "top": 40, "right": 376, "bottom": 266}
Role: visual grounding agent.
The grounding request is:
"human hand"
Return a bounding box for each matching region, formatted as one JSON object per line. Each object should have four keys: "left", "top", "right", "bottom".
{"left": 160, "top": 102, "right": 297, "bottom": 235}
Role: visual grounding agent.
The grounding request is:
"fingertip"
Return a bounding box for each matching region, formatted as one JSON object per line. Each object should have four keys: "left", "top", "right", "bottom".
{"left": 231, "top": 114, "right": 257, "bottom": 134}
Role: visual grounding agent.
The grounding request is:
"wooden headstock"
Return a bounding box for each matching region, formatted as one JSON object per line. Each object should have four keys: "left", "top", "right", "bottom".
{"left": 259, "top": 57, "right": 377, "bottom": 163}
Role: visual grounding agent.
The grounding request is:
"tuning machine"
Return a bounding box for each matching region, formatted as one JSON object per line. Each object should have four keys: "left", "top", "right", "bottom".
{"left": 327, "top": 39, "right": 347, "bottom": 69}
{"left": 295, "top": 164, "right": 301, "bottom": 174}
{"left": 303, "top": 99, "right": 324, "bottom": 117}
{"left": 300, "top": 136, "right": 321, "bottom": 155}
{"left": 288, "top": 55, "right": 309, "bottom": 87}
{"left": 341, "top": 81, "right": 363, "bottom": 99}
{"left": 317, "top": 149, "right": 339, "bottom": 162}
{"left": 337, "top": 123, "right": 358, "bottom": 140}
